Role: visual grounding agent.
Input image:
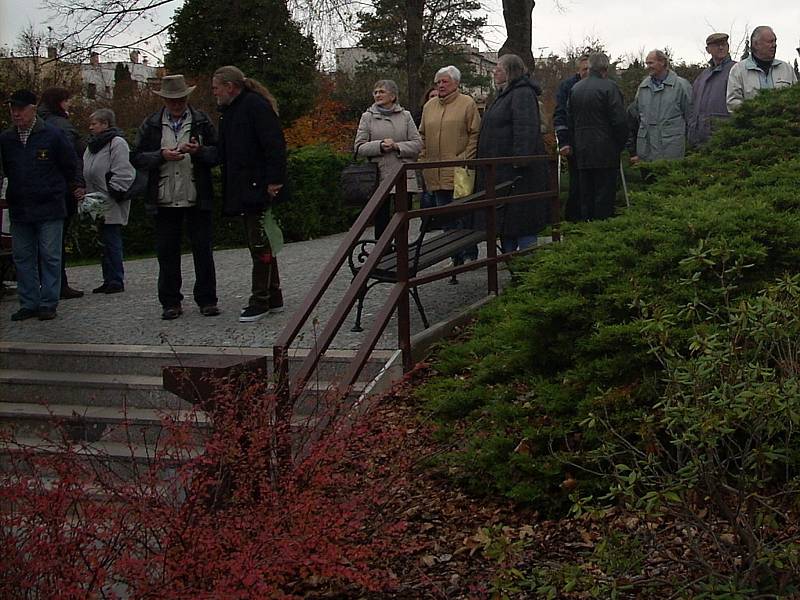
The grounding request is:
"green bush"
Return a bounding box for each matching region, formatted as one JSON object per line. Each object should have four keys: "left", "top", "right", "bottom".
{"left": 68, "top": 144, "right": 354, "bottom": 259}
{"left": 417, "top": 85, "right": 800, "bottom": 515}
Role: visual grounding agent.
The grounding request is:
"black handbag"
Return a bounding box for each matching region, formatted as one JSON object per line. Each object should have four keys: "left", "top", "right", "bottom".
{"left": 340, "top": 146, "right": 379, "bottom": 208}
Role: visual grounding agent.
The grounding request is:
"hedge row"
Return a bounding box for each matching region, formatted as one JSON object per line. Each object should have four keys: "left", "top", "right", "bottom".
{"left": 67, "top": 144, "right": 354, "bottom": 259}
{"left": 417, "top": 85, "right": 800, "bottom": 515}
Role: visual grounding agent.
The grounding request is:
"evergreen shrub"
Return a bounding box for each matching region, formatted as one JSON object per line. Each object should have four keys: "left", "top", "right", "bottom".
{"left": 418, "top": 85, "right": 800, "bottom": 515}
{"left": 68, "top": 144, "right": 354, "bottom": 259}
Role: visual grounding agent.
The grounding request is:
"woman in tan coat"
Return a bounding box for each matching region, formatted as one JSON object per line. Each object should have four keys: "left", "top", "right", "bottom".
{"left": 419, "top": 65, "right": 481, "bottom": 266}
{"left": 354, "top": 79, "right": 422, "bottom": 240}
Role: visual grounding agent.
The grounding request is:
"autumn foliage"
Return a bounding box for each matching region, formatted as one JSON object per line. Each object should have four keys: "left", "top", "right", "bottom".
{"left": 0, "top": 375, "right": 413, "bottom": 598}
{"left": 284, "top": 79, "right": 357, "bottom": 152}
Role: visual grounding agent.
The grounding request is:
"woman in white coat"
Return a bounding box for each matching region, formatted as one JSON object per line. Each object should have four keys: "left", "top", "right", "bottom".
{"left": 354, "top": 79, "right": 422, "bottom": 240}
{"left": 82, "top": 108, "right": 135, "bottom": 294}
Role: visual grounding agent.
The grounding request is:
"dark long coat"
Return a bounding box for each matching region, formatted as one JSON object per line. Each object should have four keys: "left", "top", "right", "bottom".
{"left": 217, "top": 88, "right": 287, "bottom": 216}
{"left": 476, "top": 75, "right": 548, "bottom": 238}
{"left": 567, "top": 73, "right": 629, "bottom": 170}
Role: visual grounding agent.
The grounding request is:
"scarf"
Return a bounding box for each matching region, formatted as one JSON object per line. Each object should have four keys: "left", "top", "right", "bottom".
{"left": 375, "top": 103, "right": 396, "bottom": 116}
{"left": 753, "top": 54, "right": 774, "bottom": 74}
{"left": 87, "top": 127, "right": 124, "bottom": 154}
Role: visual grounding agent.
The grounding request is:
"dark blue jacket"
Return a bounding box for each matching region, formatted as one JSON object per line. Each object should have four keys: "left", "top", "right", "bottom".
{"left": 217, "top": 88, "right": 287, "bottom": 216}
{"left": 0, "top": 118, "right": 78, "bottom": 223}
{"left": 553, "top": 73, "right": 582, "bottom": 147}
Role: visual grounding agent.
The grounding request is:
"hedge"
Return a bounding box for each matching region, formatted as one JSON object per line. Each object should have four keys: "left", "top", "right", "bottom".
{"left": 417, "top": 85, "right": 800, "bottom": 515}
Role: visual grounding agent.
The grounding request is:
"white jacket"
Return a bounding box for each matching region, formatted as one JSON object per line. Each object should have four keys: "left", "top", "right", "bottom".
{"left": 726, "top": 57, "right": 797, "bottom": 111}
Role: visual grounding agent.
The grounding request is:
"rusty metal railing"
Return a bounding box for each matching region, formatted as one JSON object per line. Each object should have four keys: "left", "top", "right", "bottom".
{"left": 272, "top": 155, "right": 559, "bottom": 408}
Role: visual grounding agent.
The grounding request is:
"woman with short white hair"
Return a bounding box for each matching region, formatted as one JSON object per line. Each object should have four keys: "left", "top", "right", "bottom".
{"left": 82, "top": 108, "right": 135, "bottom": 294}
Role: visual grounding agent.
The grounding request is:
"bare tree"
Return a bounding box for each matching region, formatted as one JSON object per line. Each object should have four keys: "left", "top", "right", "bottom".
{"left": 0, "top": 25, "right": 82, "bottom": 92}
{"left": 498, "top": 0, "right": 536, "bottom": 73}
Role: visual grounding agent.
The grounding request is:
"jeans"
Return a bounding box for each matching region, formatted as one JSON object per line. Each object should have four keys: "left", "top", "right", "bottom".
{"left": 11, "top": 218, "right": 63, "bottom": 311}
{"left": 500, "top": 235, "right": 538, "bottom": 253}
{"left": 155, "top": 207, "right": 217, "bottom": 308}
{"left": 100, "top": 224, "right": 124, "bottom": 287}
{"left": 433, "top": 189, "right": 478, "bottom": 264}
{"left": 243, "top": 212, "right": 282, "bottom": 310}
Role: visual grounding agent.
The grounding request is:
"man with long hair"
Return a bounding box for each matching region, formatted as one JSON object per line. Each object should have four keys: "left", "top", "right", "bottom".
{"left": 212, "top": 65, "right": 287, "bottom": 323}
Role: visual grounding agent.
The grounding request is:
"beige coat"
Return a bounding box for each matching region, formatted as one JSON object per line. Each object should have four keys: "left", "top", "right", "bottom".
{"left": 419, "top": 91, "right": 481, "bottom": 191}
{"left": 354, "top": 103, "right": 422, "bottom": 193}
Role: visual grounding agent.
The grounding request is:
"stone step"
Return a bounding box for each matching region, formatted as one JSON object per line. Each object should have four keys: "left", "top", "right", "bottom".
{"left": 0, "top": 402, "right": 209, "bottom": 446}
{"left": 0, "top": 342, "right": 395, "bottom": 381}
{"left": 0, "top": 368, "right": 366, "bottom": 415}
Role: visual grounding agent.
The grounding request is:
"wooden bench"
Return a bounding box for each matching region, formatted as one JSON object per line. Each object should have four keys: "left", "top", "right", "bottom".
{"left": 348, "top": 179, "right": 516, "bottom": 332}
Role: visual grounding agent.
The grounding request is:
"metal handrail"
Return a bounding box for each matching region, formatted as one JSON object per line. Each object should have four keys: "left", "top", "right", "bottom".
{"left": 272, "top": 155, "right": 559, "bottom": 408}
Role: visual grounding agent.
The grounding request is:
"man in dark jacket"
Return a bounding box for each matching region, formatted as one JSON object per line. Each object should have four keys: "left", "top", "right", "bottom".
{"left": 0, "top": 90, "right": 78, "bottom": 321}
{"left": 554, "top": 54, "right": 589, "bottom": 222}
{"left": 38, "top": 88, "right": 85, "bottom": 299}
{"left": 564, "top": 53, "right": 628, "bottom": 220}
{"left": 132, "top": 75, "right": 220, "bottom": 320}
{"left": 687, "top": 33, "right": 735, "bottom": 147}
{"left": 212, "top": 65, "right": 287, "bottom": 323}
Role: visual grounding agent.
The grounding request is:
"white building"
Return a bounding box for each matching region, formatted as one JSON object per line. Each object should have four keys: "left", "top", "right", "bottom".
{"left": 80, "top": 51, "right": 160, "bottom": 101}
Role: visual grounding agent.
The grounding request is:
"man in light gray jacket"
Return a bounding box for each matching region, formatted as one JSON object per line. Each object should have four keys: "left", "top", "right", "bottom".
{"left": 727, "top": 26, "right": 797, "bottom": 112}
{"left": 629, "top": 50, "right": 692, "bottom": 165}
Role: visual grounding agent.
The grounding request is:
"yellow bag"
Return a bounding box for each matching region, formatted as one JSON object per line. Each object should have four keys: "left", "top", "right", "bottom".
{"left": 453, "top": 167, "right": 475, "bottom": 199}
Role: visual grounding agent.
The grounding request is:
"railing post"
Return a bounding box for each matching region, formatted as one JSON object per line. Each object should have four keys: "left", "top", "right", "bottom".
{"left": 394, "top": 167, "right": 413, "bottom": 371}
{"left": 485, "top": 164, "right": 498, "bottom": 295}
{"left": 548, "top": 158, "right": 561, "bottom": 242}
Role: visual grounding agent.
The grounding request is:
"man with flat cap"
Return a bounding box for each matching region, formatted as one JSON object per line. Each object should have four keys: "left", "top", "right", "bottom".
{"left": 0, "top": 90, "right": 77, "bottom": 321}
{"left": 687, "top": 33, "right": 736, "bottom": 147}
{"left": 132, "top": 75, "right": 220, "bottom": 320}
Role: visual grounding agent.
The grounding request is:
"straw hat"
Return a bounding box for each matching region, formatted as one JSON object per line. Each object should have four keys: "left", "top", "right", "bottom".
{"left": 153, "top": 75, "right": 196, "bottom": 98}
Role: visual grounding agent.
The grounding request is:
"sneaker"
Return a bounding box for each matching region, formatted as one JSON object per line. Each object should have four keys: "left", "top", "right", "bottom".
{"left": 104, "top": 284, "right": 124, "bottom": 294}
{"left": 239, "top": 306, "right": 269, "bottom": 322}
{"left": 268, "top": 303, "right": 285, "bottom": 314}
{"left": 60, "top": 287, "right": 84, "bottom": 300}
{"left": 162, "top": 306, "right": 183, "bottom": 320}
{"left": 200, "top": 305, "right": 221, "bottom": 317}
{"left": 11, "top": 308, "right": 38, "bottom": 321}
{"left": 92, "top": 284, "right": 108, "bottom": 294}
{"left": 38, "top": 308, "right": 57, "bottom": 321}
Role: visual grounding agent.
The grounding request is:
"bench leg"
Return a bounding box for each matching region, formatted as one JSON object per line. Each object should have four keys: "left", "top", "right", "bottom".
{"left": 351, "top": 284, "right": 368, "bottom": 332}
{"left": 410, "top": 286, "right": 430, "bottom": 329}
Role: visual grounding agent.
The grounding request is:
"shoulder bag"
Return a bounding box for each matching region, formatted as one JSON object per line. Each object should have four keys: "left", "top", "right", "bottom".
{"left": 340, "top": 144, "right": 379, "bottom": 208}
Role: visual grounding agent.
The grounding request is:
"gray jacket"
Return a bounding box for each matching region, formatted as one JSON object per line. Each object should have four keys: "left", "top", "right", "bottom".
{"left": 83, "top": 136, "right": 135, "bottom": 226}
{"left": 632, "top": 70, "right": 693, "bottom": 162}
{"left": 726, "top": 56, "right": 797, "bottom": 112}
{"left": 687, "top": 56, "right": 735, "bottom": 147}
{"left": 354, "top": 103, "right": 422, "bottom": 193}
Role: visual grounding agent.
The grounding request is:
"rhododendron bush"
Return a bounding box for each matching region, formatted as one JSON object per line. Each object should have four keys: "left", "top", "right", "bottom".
{"left": 0, "top": 375, "right": 411, "bottom": 598}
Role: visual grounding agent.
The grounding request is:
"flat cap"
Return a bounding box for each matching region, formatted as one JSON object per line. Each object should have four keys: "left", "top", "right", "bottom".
{"left": 7, "top": 89, "right": 37, "bottom": 107}
{"left": 706, "top": 33, "right": 729, "bottom": 46}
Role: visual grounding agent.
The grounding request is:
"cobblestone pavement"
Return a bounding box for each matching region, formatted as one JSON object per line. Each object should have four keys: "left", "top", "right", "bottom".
{"left": 1, "top": 226, "right": 516, "bottom": 351}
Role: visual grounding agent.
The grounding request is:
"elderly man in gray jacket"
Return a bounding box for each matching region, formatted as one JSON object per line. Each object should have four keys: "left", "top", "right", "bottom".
{"left": 727, "top": 26, "right": 797, "bottom": 112}
{"left": 629, "top": 49, "right": 692, "bottom": 165}
{"left": 687, "top": 33, "right": 736, "bottom": 147}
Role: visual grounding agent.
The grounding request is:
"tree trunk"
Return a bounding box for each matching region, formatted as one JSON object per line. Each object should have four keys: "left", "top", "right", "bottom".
{"left": 405, "top": 0, "right": 425, "bottom": 109}
{"left": 499, "top": 0, "right": 536, "bottom": 75}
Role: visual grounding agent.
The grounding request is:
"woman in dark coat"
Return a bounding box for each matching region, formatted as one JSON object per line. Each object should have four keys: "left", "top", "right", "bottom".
{"left": 476, "top": 53, "right": 548, "bottom": 252}
{"left": 38, "top": 88, "right": 85, "bottom": 298}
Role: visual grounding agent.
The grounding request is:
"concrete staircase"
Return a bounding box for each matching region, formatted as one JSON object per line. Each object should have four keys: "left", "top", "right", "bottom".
{"left": 0, "top": 342, "right": 402, "bottom": 470}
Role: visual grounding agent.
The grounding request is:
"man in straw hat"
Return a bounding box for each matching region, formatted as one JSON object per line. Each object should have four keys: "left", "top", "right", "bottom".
{"left": 132, "top": 74, "right": 221, "bottom": 320}
{"left": 687, "top": 33, "right": 736, "bottom": 147}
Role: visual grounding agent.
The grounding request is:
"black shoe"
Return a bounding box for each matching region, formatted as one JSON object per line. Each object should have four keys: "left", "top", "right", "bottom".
{"left": 11, "top": 308, "right": 38, "bottom": 321}
{"left": 60, "top": 287, "right": 84, "bottom": 299}
{"left": 162, "top": 306, "right": 183, "bottom": 320}
{"left": 239, "top": 306, "right": 269, "bottom": 322}
{"left": 104, "top": 284, "right": 124, "bottom": 294}
{"left": 200, "top": 305, "right": 221, "bottom": 317}
{"left": 92, "top": 284, "right": 108, "bottom": 294}
{"left": 38, "top": 308, "right": 57, "bottom": 321}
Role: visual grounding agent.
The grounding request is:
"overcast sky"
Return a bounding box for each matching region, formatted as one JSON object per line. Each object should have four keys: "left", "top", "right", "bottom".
{"left": 2, "top": 0, "right": 799, "bottom": 67}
